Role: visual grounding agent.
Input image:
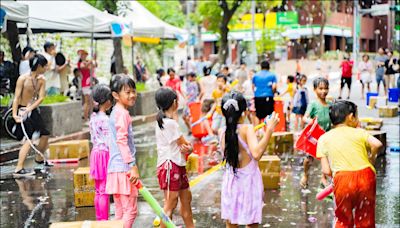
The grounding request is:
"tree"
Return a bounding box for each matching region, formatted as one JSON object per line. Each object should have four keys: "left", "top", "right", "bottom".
{"left": 195, "top": 0, "right": 244, "bottom": 64}
{"left": 295, "top": 1, "right": 333, "bottom": 56}
{"left": 86, "top": 0, "right": 124, "bottom": 74}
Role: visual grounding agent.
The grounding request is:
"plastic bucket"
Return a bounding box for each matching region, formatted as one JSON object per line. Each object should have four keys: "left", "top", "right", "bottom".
{"left": 189, "top": 102, "right": 208, "bottom": 139}
{"left": 274, "top": 98, "right": 286, "bottom": 132}
{"left": 366, "top": 92, "right": 378, "bottom": 106}
{"left": 295, "top": 118, "right": 325, "bottom": 158}
{"left": 388, "top": 88, "right": 399, "bottom": 102}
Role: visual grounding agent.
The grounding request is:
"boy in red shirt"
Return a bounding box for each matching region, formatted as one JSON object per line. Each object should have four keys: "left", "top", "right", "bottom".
{"left": 338, "top": 56, "right": 353, "bottom": 99}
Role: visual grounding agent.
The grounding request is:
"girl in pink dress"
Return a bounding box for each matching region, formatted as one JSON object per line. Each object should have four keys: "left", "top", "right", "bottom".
{"left": 89, "top": 84, "right": 113, "bottom": 220}
{"left": 220, "top": 91, "right": 279, "bottom": 227}
{"left": 105, "top": 75, "right": 139, "bottom": 228}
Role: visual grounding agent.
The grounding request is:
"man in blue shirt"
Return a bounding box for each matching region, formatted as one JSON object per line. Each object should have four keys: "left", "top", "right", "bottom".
{"left": 252, "top": 60, "right": 277, "bottom": 124}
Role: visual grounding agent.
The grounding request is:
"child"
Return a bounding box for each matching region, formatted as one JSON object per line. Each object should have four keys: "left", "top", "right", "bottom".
{"left": 280, "top": 75, "right": 296, "bottom": 123}
{"left": 242, "top": 69, "right": 256, "bottom": 124}
{"left": 210, "top": 74, "right": 230, "bottom": 133}
{"left": 155, "top": 87, "right": 194, "bottom": 228}
{"left": 220, "top": 91, "right": 279, "bottom": 227}
{"left": 292, "top": 74, "right": 309, "bottom": 131}
{"left": 72, "top": 68, "right": 82, "bottom": 100}
{"left": 317, "top": 100, "right": 382, "bottom": 227}
{"left": 105, "top": 76, "right": 139, "bottom": 228}
{"left": 338, "top": 55, "right": 353, "bottom": 99}
{"left": 89, "top": 84, "right": 112, "bottom": 220}
{"left": 182, "top": 72, "right": 199, "bottom": 134}
{"left": 300, "top": 77, "right": 331, "bottom": 188}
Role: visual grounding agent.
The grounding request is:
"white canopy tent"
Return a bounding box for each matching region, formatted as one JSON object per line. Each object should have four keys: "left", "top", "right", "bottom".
{"left": 17, "top": 0, "right": 127, "bottom": 33}
{"left": 1, "top": 1, "right": 29, "bottom": 24}
{"left": 122, "top": 1, "right": 187, "bottom": 39}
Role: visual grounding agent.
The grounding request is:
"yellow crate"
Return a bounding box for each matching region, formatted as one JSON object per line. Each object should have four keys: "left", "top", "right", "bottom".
{"left": 259, "top": 155, "right": 281, "bottom": 173}
{"left": 378, "top": 106, "right": 399, "bottom": 117}
{"left": 261, "top": 171, "right": 280, "bottom": 189}
{"left": 266, "top": 132, "right": 294, "bottom": 155}
{"left": 73, "top": 167, "right": 95, "bottom": 189}
{"left": 50, "top": 220, "right": 123, "bottom": 228}
{"left": 74, "top": 190, "right": 95, "bottom": 208}
{"left": 49, "top": 140, "right": 89, "bottom": 160}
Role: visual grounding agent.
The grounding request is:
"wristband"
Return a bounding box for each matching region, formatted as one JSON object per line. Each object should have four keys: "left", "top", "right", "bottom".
{"left": 129, "top": 161, "right": 136, "bottom": 167}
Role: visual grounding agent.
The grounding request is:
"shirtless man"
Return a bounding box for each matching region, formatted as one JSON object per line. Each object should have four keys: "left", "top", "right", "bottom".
{"left": 12, "top": 54, "right": 51, "bottom": 176}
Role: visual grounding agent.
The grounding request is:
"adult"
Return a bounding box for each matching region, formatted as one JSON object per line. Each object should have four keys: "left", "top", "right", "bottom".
{"left": 358, "top": 54, "right": 373, "bottom": 99}
{"left": 374, "top": 47, "right": 388, "bottom": 96}
{"left": 196, "top": 56, "right": 207, "bottom": 77}
{"left": 338, "top": 55, "right": 353, "bottom": 99}
{"left": 12, "top": 54, "right": 50, "bottom": 176}
{"left": 185, "top": 56, "right": 196, "bottom": 74}
{"left": 384, "top": 50, "right": 399, "bottom": 89}
{"left": 252, "top": 60, "right": 277, "bottom": 125}
{"left": 199, "top": 66, "right": 217, "bottom": 102}
{"left": 56, "top": 52, "right": 71, "bottom": 95}
{"left": 19, "top": 46, "right": 36, "bottom": 75}
{"left": 134, "top": 57, "right": 146, "bottom": 82}
{"left": 165, "top": 68, "right": 182, "bottom": 93}
{"left": 77, "top": 49, "right": 97, "bottom": 121}
{"left": 42, "top": 42, "right": 66, "bottom": 95}
{"left": 0, "top": 50, "right": 16, "bottom": 95}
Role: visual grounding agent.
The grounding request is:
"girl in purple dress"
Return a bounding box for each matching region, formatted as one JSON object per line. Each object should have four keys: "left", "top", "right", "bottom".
{"left": 220, "top": 91, "right": 279, "bottom": 227}
{"left": 89, "top": 84, "right": 112, "bottom": 220}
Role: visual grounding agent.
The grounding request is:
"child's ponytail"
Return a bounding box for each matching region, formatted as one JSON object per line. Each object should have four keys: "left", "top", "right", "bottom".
{"left": 221, "top": 91, "right": 247, "bottom": 174}
{"left": 155, "top": 87, "right": 178, "bottom": 129}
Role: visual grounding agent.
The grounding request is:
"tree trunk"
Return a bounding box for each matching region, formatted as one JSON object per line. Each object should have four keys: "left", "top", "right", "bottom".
{"left": 318, "top": 18, "right": 326, "bottom": 56}
{"left": 6, "top": 20, "right": 21, "bottom": 64}
{"left": 113, "top": 38, "right": 124, "bottom": 74}
{"left": 218, "top": 12, "right": 232, "bottom": 65}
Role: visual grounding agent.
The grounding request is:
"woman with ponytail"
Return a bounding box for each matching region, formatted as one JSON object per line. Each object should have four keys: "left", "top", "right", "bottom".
{"left": 220, "top": 91, "right": 279, "bottom": 227}
{"left": 154, "top": 87, "right": 194, "bottom": 228}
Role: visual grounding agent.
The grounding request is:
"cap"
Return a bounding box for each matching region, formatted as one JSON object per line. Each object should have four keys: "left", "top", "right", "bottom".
{"left": 43, "top": 41, "right": 55, "bottom": 51}
{"left": 22, "top": 46, "right": 36, "bottom": 56}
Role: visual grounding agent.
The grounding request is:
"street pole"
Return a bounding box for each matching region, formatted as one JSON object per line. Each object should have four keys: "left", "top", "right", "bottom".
{"left": 186, "top": 1, "right": 191, "bottom": 72}
{"left": 251, "top": 0, "right": 257, "bottom": 67}
{"left": 352, "top": 0, "right": 359, "bottom": 70}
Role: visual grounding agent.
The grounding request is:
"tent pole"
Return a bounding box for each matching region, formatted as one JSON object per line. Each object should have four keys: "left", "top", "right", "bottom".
{"left": 161, "top": 39, "right": 164, "bottom": 69}
{"left": 131, "top": 37, "right": 135, "bottom": 80}
{"left": 90, "top": 32, "right": 94, "bottom": 89}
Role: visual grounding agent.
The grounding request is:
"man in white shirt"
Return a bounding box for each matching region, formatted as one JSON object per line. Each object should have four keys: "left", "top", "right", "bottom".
{"left": 19, "top": 46, "right": 36, "bottom": 75}
{"left": 42, "top": 41, "right": 66, "bottom": 95}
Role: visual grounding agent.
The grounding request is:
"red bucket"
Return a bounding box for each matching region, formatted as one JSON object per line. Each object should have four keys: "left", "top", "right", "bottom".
{"left": 189, "top": 102, "right": 208, "bottom": 139}
{"left": 274, "top": 98, "right": 286, "bottom": 132}
{"left": 295, "top": 118, "right": 325, "bottom": 158}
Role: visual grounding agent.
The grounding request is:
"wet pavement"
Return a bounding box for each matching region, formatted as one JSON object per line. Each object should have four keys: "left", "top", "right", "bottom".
{"left": 0, "top": 77, "right": 399, "bottom": 227}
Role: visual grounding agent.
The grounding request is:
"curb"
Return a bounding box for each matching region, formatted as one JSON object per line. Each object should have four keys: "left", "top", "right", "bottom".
{"left": 0, "top": 113, "right": 158, "bottom": 164}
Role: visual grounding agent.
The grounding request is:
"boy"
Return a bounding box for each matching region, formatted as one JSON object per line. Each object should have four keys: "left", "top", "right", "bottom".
{"left": 281, "top": 75, "right": 296, "bottom": 123}
{"left": 301, "top": 77, "right": 331, "bottom": 188}
{"left": 338, "top": 55, "right": 353, "bottom": 99}
{"left": 317, "top": 100, "right": 382, "bottom": 228}
{"left": 12, "top": 54, "right": 51, "bottom": 176}
{"left": 209, "top": 74, "right": 230, "bottom": 134}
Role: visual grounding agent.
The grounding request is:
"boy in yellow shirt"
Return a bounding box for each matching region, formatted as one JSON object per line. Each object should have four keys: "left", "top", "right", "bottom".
{"left": 317, "top": 100, "right": 383, "bottom": 228}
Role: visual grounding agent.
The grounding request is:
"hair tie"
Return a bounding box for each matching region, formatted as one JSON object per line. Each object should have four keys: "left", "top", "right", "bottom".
{"left": 223, "top": 99, "right": 239, "bottom": 111}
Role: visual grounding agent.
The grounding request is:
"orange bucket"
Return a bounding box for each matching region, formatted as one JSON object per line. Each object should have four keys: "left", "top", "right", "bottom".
{"left": 295, "top": 118, "right": 325, "bottom": 158}
{"left": 189, "top": 102, "right": 208, "bottom": 139}
{"left": 274, "top": 98, "right": 286, "bottom": 132}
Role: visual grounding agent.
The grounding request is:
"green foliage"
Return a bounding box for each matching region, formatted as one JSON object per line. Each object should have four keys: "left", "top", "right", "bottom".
{"left": 256, "top": 26, "right": 285, "bottom": 54}
{"left": 137, "top": 0, "right": 185, "bottom": 28}
{"left": 135, "top": 82, "right": 147, "bottom": 92}
{"left": 0, "top": 94, "right": 69, "bottom": 106}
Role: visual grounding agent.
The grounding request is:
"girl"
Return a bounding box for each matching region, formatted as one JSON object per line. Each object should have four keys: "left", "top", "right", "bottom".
{"left": 89, "top": 84, "right": 112, "bottom": 220}
{"left": 105, "top": 76, "right": 139, "bottom": 228}
{"left": 77, "top": 49, "right": 97, "bottom": 121}
{"left": 220, "top": 91, "right": 279, "bottom": 227}
{"left": 182, "top": 72, "right": 199, "bottom": 134}
{"left": 155, "top": 87, "right": 194, "bottom": 228}
{"left": 358, "top": 54, "right": 373, "bottom": 99}
{"left": 292, "top": 74, "right": 309, "bottom": 131}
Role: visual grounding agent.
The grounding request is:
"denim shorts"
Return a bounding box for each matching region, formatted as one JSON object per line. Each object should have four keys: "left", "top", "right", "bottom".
{"left": 376, "top": 73, "right": 385, "bottom": 86}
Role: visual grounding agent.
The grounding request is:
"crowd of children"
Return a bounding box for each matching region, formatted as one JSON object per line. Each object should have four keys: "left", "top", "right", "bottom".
{"left": 79, "top": 58, "right": 383, "bottom": 227}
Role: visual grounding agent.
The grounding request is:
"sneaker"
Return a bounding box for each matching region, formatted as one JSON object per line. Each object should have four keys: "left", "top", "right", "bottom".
{"left": 13, "top": 168, "right": 35, "bottom": 177}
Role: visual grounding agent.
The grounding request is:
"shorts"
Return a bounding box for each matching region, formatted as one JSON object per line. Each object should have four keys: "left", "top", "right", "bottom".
{"left": 157, "top": 160, "right": 189, "bottom": 191}
{"left": 82, "top": 87, "right": 91, "bottom": 95}
{"left": 211, "top": 112, "right": 225, "bottom": 130}
{"left": 254, "top": 96, "right": 274, "bottom": 120}
{"left": 47, "top": 87, "right": 60, "bottom": 95}
{"left": 340, "top": 77, "right": 352, "bottom": 89}
{"left": 12, "top": 107, "right": 50, "bottom": 141}
{"left": 376, "top": 73, "right": 385, "bottom": 86}
{"left": 292, "top": 105, "right": 307, "bottom": 115}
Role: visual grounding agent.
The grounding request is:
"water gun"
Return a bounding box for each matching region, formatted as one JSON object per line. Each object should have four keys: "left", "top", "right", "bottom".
{"left": 316, "top": 184, "right": 333, "bottom": 201}
{"left": 191, "top": 113, "right": 212, "bottom": 127}
{"left": 230, "top": 79, "right": 239, "bottom": 88}
{"left": 127, "top": 175, "right": 176, "bottom": 228}
{"left": 253, "top": 114, "right": 273, "bottom": 131}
